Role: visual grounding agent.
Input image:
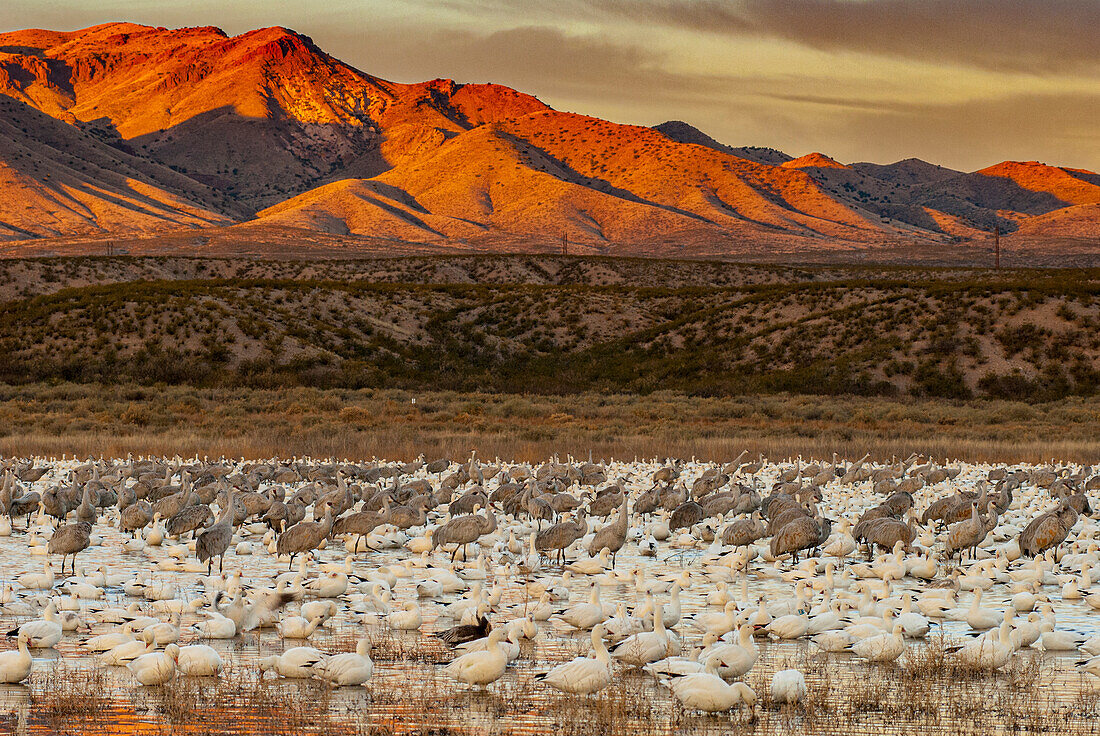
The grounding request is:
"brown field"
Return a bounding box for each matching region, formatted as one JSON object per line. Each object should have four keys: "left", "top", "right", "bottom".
{"left": 2, "top": 384, "right": 1097, "bottom": 464}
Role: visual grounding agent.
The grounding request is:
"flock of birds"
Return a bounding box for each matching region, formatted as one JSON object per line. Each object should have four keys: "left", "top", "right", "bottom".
{"left": 0, "top": 450, "right": 1099, "bottom": 715}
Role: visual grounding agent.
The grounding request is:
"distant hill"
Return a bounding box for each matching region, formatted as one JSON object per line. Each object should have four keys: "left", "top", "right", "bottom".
{"left": 0, "top": 22, "right": 1097, "bottom": 261}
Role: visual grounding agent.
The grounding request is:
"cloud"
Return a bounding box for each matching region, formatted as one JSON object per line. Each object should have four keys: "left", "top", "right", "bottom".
{"left": 331, "top": 25, "right": 737, "bottom": 108}
{"left": 580, "top": 0, "right": 1100, "bottom": 75}
{"left": 332, "top": 21, "right": 1100, "bottom": 171}
{"left": 763, "top": 89, "right": 1100, "bottom": 171}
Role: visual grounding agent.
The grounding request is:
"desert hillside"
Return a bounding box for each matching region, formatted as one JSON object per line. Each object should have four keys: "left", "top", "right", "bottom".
{"left": 0, "top": 23, "right": 1097, "bottom": 260}
{"left": 1, "top": 255, "right": 1097, "bottom": 402}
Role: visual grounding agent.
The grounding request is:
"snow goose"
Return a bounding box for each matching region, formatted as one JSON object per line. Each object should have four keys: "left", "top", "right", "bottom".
{"left": 101, "top": 629, "right": 157, "bottom": 665}
{"left": 85, "top": 631, "right": 136, "bottom": 652}
{"left": 16, "top": 562, "right": 54, "bottom": 591}
{"left": 699, "top": 624, "right": 758, "bottom": 678}
{"left": 129, "top": 643, "right": 179, "bottom": 685}
{"left": 965, "top": 588, "right": 1002, "bottom": 631}
{"left": 536, "top": 624, "right": 613, "bottom": 695}
{"left": 191, "top": 610, "right": 237, "bottom": 639}
{"left": 7, "top": 600, "right": 63, "bottom": 647}
{"left": 259, "top": 646, "right": 327, "bottom": 678}
{"left": 0, "top": 632, "right": 32, "bottom": 683}
{"left": 770, "top": 669, "right": 807, "bottom": 704}
{"left": 851, "top": 620, "right": 907, "bottom": 663}
{"left": 611, "top": 604, "right": 678, "bottom": 667}
{"left": 177, "top": 644, "right": 224, "bottom": 676}
{"left": 277, "top": 614, "right": 324, "bottom": 640}
{"left": 560, "top": 585, "right": 607, "bottom": 630}
{"left": 667, "top": 655, "right": 757, "bottom": 713}
{"left": 313, "top": 638, "right": 373, "bottom": 686}
{"left": 388, "top": 602, "right": 423, "bottom": 631}
{"left": 444, "top": 628, "right": 509, "bottom": 688}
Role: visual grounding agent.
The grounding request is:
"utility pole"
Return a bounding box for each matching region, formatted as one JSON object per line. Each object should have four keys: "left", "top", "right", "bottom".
{"left": 561, "top": 231, "right": 568, "bottom": 256}
{"left": 994, "top": 224, "right": 1000, "bottom": 269}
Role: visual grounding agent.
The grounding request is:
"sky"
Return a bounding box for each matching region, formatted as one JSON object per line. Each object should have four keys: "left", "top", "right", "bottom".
{"left": 2, "top": 0, "right": 1098, "bottom": 172}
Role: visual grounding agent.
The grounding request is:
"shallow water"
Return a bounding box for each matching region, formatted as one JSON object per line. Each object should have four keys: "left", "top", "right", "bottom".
{"left": 0, "top": 456, "right": 1097, "bottom": 734}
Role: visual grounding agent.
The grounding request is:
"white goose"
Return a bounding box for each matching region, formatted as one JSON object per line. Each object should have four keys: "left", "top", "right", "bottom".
{"left": 687, "top": 601, "right": 738, "bottom": 636}
{"left": 129, "top": 643, "right": 179, "bottom": 685}
{"left": 85, "top": 631, "right": 136, "bottom": 652}
{"left": 388, "top": 602, "right": 423, "bottom": 631}
{"left": 965, "top": 588, "right": 1002, "bottom": 631}
{"left": 666, "top": 655, "right": 757, "bottom": 712}
{"left": 102, "top": 629, "right": 158, "bottom": 666}
{"left": 313, "top": 638, "right": 373, "bottom": 686}
{"left": 699, "top": 623, "right": 758, "bottom": 678}
{"left": 9, "top": 600, "right": 63, "bottom": 647}
{"left": 560, "top": 585, "right": 608, "bottom": 630}
{"left": 259, "top": 647, "right": 327, "bottom": 679}
{"left": 851, "top": 620, "right": 907, "bottom": 663}
{"left": 0, "top": 632, "right": 32, "bottom": 683}
{"left": 611, "top": 604, "right": 679, "bottom": 667}
{"left": 444, "top": 628, "right": 509, "bottom": 688}
{"left": 16, "top": 562, "right": 54, "bottom": 591}
{"left": 176, "top": 644, "right": 224, "bottom": 676}
{"left": 191, "top": 610, "right": 237, "bottom": 639}
{"left": 958, "top": 613, "right": 1014, "bottom": 670}
{"left": 770, "top": 669, "right": 807, "bottom": 704}
{"left": 277, "top": 615, "right": 324, "bottom": 640}
{"left": 535, "top": 624, "right": 613, "bottom": 695}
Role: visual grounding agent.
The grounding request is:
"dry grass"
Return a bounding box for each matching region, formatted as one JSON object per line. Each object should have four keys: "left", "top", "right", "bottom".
{"left": 4, "top": 640, "right": 1099, "bottom": 736}
{"left": 1, "top": 384, "right": 1098, "bottom": 464}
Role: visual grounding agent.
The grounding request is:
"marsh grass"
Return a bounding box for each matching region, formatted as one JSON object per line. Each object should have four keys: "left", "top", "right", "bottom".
{"left": 4, "top": 640, "right": 1100, "bottom": 736}
{"left": 1, "top": 384, "right": 1098, "bottom": 464}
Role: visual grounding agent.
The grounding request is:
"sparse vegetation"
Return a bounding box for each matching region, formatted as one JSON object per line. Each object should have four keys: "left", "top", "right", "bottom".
{"left": 0, "top": 257, "right": 1097, "bottom": 401}
{"left": 1, "top": 384, "right": 1098, "bottom": 463}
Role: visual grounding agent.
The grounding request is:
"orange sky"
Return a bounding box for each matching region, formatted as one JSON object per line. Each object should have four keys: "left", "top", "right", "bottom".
{"left": 2, "top": 0, "right": 1097, "bottom": 172}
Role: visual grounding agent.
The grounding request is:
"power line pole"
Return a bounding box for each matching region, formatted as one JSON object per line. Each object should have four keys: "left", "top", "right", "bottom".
{"left": 561, "top": 231, "right": 567, "bottom": 256}
{"left": 994, "top": 224, "right": 1000, "bottom": 269}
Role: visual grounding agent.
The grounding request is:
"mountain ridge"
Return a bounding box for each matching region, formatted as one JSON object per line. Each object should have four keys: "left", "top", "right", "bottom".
{"left": 0, "top": 22, "right": 1097, "bottom": 261}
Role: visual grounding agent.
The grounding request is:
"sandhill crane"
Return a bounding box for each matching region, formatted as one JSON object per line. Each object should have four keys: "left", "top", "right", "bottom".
{"left": 48, "top": 521, "right": 92, "bottom": 575}
{"left": 721, "top": 511, "right": 765, "bottom": 548}
{"left": 669, "top": 500, "right": 704, "bottom": 532}
{"left": 536, "top": 510, "right": 588, "bottom": 565}
{"left": 166, "top": 504, "right": 214, "bottom": 540}
{"left": 196, "top": 489, "right": 238, "bottom": 575}
{"left": 277, "top": 502, "right": 335, "bottom": 569}
{"left": 120, "top": 501, "right": 153, "bottom": 538}
{"left": 386, "top": 497, "right": 428, "bottom": 530}
{"left": 1019, "top": 502, "right": 1078, "bottom": 557}
{"left": 74, "top": 485, "right": 97, "bottom": 525}
{"left": 332, "top": 507, "right": 387, "bottom": 551}
{"left": 854, "top": 515, "right": 920, "bottom": 560}
{"left": 770, "top": 515, "right": 831, "bottom": 564}
{"left": 946, "top": 502, "right": 994, "bottom": 561}
{"left": 588, "top": 498, "right": 629, "bottom": 566}
{"left": 431, "top": 508, "right": 495, "bottom": 562}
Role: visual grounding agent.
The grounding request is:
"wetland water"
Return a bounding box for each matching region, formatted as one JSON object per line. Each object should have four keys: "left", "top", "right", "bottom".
{"left": 0, "top": 457, "right": 1098, "bottom": 735}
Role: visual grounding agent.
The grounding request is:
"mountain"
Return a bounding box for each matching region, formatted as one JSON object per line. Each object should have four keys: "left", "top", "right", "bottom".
{"left": 0, "top": 22, "right": 1097, "bottom": 260}
{"left": 0, "top": 23, "right": 547, "bottom": 210}
{"left": 851, "top": 159, "right": 961, "bottom": 186}
{"left": 0, "top": 93, "right": 233, "bottom": 239}
{"left": 652, "top": 121, "right": 792, "bottom": 165}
